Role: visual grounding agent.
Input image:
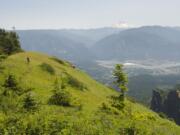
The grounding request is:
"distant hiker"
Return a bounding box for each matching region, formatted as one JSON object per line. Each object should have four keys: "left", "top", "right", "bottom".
{"left": 27, "top": 57, "right": 30, "bottom": 64}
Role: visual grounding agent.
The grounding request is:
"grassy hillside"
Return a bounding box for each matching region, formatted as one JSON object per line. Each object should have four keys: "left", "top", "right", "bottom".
{"left": 0, "top": 52, "right": 180, "bottom": 134}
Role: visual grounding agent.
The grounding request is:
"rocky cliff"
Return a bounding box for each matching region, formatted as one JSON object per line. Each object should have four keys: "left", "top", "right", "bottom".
{"left": 151, "top": 89, "right": 180, "bottom": 125}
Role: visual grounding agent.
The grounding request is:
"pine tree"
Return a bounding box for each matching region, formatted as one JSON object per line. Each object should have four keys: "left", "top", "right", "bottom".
{"left": 23, "top": 93, "right": 39, "bottom": 112}
{"left": 2, "top": 75, "right": 21, "bottom": 96}
{"left": 0, "top": 29, "right": 22, "bottom": 55}
{"left": 113, "top": 64, "right": 128, "bottom": 100}
{"left": 110, "top": 64, "right": 128, "bottom": 110}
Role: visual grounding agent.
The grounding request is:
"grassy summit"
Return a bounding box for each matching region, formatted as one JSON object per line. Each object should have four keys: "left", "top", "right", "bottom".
{"left": 0, "top": 52, "right": 180, "bottom": 134}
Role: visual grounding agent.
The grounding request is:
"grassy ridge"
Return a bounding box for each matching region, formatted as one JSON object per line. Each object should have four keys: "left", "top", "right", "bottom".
{"left": 0, "top": 52, "right": 180, "bottom": 134}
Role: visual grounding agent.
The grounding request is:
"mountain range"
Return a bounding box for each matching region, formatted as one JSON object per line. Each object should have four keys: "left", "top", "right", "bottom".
{"left": 18, "top": 26, "right": 180, "bottom": 63}
{"left": 92, "top": 26, "right": 180, "bottom": 61}
{"left": 17, "top": 27, "right": 122, "bottom": 62}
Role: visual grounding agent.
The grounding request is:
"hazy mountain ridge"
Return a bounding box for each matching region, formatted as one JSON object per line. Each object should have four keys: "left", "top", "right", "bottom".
{"left": 18, "top": 26, "right": 180, "bottom": 62}
{"left": 59, "top": 27, "right": 123, "bottom": 47}
{"left": 17, "top": 30, "right": 94, "bottom": 62}
{"left": 17, "top": 27, "right": 123, "bottom": 63}
{"left": 92, "top": 26, "right": 180, "bottom": 61}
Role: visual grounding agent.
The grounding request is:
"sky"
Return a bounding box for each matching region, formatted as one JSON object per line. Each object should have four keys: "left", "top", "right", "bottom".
{"left": 0, "top": 0, "right": 180, "bottom": 29}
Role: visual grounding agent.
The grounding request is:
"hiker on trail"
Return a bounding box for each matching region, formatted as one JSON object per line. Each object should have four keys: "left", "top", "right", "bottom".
{"left": 27, "top": 57, "right": 30, "bottom": 64}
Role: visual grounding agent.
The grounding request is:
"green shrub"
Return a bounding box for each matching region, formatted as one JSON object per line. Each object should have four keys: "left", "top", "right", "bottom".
{"left": 110, "top": 94, "right": 125, "bottom": 110}
{"left": 40, "top": 63, "right": 55, "bottom": 75}
{"left": 119, "top": 127, "right": 139, "bottom": 135}
{"left": 48, "top": 119, "right": 69, "bottom": 134}
{"left": 3, "top": 115, "right": 31, "bottom": 135}
{"left": 0, "top": 95, "right": 19, "bottom": 113}
{"left": 50, "top": 57, "right": 65, "bottom": 65}
{"left": 100, "top": 102, "right": 119, "bottom": 115}
{"left": 101, "top": 102, "right": 111, "bottom": 111}
{"left": 49, "top": 89, "right": 72, "bottom": 106}
{"left": 67, "top": 75, "right": 86, "bottom": 91}
{"left": 25, "top": 123, "right": 44, "bottom": 135}
{"left": 0, "top": 54, "right": 7, "bottom": 61}
{"left": 49, "top": 79, "right": 72, "bottom": 106}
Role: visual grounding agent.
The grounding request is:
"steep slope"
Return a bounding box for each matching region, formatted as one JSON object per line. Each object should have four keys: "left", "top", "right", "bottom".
{"left": 0, "top": 52, "right": 179, "bottom": 134}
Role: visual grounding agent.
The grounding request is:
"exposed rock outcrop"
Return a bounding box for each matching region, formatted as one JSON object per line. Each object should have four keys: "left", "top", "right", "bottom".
{"left": 151, "top": 90, "right": 163, "bottom": 112}
{"left": 151, "top": 89, "right": 180, "bottom": 125}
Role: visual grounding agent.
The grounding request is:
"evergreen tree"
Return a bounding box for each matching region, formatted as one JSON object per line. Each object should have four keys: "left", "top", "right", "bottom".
{"left": 2, "top": 75, "right": 21, "bottom": 96}
{"left": 110, "top": 64, "right": 128, "bottom": 110}
{"left": 23, "top": 93, "right": 39, "bottom": 112}
{"left": 113, "top": 64, "right": 128, "bottom": 100}
{"left": 3, "top": 75, "right": 18, "bottom": 90}
{"left": 0, "top": 29, "right": 22, "bottom": 55}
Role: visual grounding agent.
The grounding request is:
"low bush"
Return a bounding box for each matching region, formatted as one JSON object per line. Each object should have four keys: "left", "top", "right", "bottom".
{"left": 40, "top": 63, "right": 55, "bottom": 75}
{"left": 67, "top": 75, "right": 86, "bottom": 91}
{"left": 110, "top": 94, "right": 125, "bottom": 110}
{"left": 49, "top": 89, "right": 72, "bottom": 106}
{"left": 0, "top": 55, "right": 7, "bottom": 61}
{"left": 100, "top": 102, "right": 119, "bottom": 115}
{"left": 49, "top": 79, "right": 72, "bottom": 106}
{"left": 50, "top": 57, "right": 65, "bottom": 65}
{"left": 0, "top": 95, "right": 19, "bottom": 113}
{"left": 119, "top": 126, "right": 139, "bottom": 135}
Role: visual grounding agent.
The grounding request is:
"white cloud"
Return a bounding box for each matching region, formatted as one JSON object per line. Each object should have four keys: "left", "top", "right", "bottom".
{"left": 112, "top": 22, "right": 131, "bottom": 29}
